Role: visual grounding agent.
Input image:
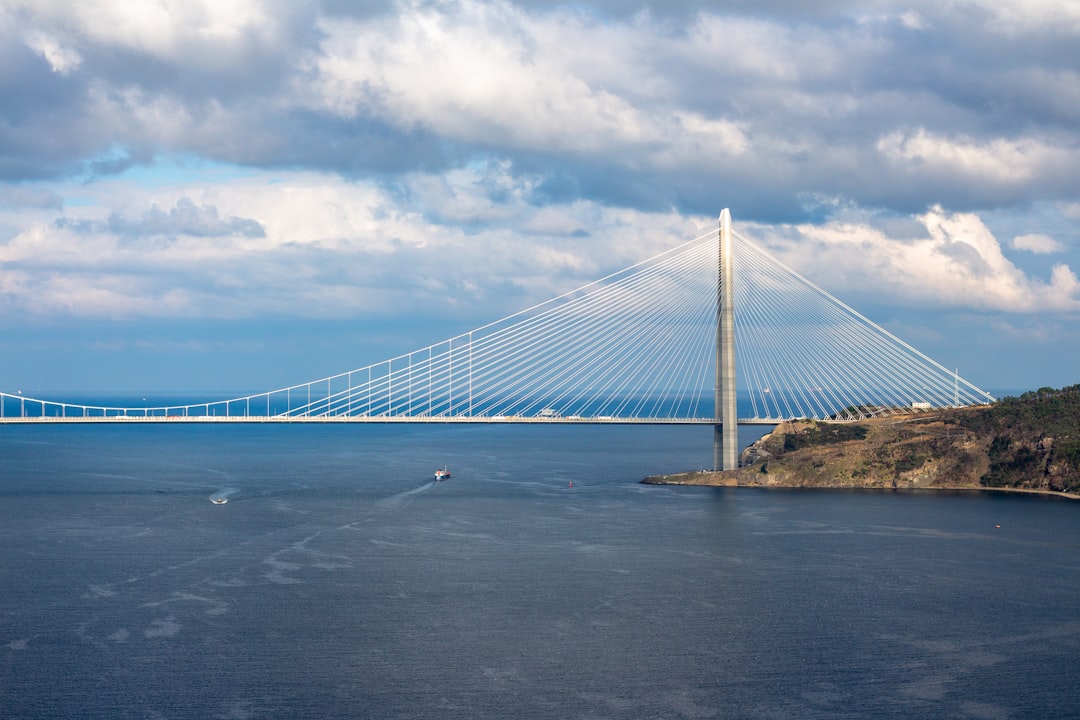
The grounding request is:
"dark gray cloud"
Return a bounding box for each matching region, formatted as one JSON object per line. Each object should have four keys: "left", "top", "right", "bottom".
{"left": 0, "top": 185, "right": 63, "bottom": 210}
{"left": 0, "top": 40, "right": 97, "bottom": 180}
{"left": 2, "top": 0, "right": 1077, "bottom": 225}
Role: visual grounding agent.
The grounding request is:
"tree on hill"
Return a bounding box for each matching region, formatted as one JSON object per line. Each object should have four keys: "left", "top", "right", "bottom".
{"left": 958, "top": 384, "right": 1080, "bottom": 493}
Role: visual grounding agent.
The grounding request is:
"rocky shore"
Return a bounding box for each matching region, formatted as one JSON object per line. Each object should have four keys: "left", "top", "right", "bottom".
{"left": 644, "top": 386, "right": 1080, "bottom": 499}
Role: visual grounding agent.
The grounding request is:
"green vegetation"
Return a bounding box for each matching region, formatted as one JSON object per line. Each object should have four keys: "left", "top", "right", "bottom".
{"left": 780, "top": 422, "right": 868, "bottom": 452}
{"left": 957, "top": 384, "right": 1080, "bottom": 493}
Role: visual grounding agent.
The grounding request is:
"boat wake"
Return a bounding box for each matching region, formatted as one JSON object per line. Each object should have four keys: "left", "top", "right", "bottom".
{"left": 373, "top": 480, "right": 434, "bottom": 511}
{"left": 209, "top": 487, "right": 239, "bottom": 504}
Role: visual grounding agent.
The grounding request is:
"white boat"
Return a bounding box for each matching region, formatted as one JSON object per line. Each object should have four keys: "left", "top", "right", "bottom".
{"left": 210, "top": 497, "right": 228, "bottom": 504}
{"left": 433, "top": 466, "right": 451, "bottom": 481}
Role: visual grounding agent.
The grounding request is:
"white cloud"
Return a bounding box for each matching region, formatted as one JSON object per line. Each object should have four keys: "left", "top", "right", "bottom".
{"left": 1012, "top": 233, "right": 1065, "bottom": 254}
{"left": 23, "top": 31, "right": 81, "bottom": 73}
{"left": 307, "top": 5, "right": 640, "bottom": 151}
{"left": 2, "top": 0, "right": 1079, "bottom": 392}
{"left": 686, "top": 13, "right": 849, "bottom": 83}
{"left": 0, "top": 167, "right": 695, "bottom": 321}
{"left": 751, "top": 206, "right": 1080, "bottom": 313}
{"left": 5, "top": 164, "right": 1076, "bottom": 327}
{"left": 304, "top": 2, "right": 748, "bottom": 165}
{"left": 11, "top": 0, "right": 280, "bottom": 64}
{"left": 898, "top": 10, "right": 927, "bottom": 30}
{"left": 876, "top": 128, "right": 1069, "bottom": 184}
{"left": 958, "top": 0, "right": 1080, "bottom": 36}
{"left": 1049, "top": 263, "right": 1080, "bottom": 296}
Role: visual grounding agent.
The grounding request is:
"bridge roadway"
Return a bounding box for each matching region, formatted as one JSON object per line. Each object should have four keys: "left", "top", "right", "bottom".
{"left": 0, "top": 415, "right": 783, "bottom": 426}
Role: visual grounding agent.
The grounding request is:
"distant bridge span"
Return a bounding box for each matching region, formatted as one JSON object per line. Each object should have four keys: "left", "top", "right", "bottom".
{"left": 0, "top": 412, "right": 782, "bottom": 426}
{"left": 1, "top": 209, "right": 994, "bottom": 468}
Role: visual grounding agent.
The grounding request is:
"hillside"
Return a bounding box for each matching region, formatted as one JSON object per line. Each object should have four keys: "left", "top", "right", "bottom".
{"left": 644, "top": 384, "right": 1080, "bottom": 496}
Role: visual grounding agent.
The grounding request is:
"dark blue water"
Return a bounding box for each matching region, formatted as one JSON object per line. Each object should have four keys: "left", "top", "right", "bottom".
{"left": 2, "top": 423, "right": 1078, "bottom": 719}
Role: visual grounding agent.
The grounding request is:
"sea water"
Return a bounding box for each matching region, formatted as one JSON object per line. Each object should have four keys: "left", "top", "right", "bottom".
{"left": 2, "top": 422, "right": 1078, "bottom": 719}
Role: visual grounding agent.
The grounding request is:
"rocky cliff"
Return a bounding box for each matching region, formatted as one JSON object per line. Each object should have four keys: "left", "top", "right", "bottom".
{"left": 644, "top": 384, "right": 1080, "bottom": 496}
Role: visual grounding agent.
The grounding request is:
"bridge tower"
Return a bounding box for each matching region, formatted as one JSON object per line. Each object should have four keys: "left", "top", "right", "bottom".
{"left": 714, "top": 208, "right": 738, "bottom": 471}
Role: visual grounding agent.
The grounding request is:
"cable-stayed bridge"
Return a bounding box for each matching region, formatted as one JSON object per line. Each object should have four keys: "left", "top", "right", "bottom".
{"left": 1, "top": 209, "right": 994, "bottom": 467}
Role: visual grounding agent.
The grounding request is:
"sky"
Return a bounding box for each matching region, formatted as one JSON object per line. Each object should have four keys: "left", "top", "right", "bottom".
{"left": 1, "top": 0, "right": 1078, "bottom": 397}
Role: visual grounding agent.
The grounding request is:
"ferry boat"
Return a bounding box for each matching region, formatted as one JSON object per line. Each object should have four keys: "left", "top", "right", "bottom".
{"left": 434, "top": 466, "right": 451, "bottom": 481}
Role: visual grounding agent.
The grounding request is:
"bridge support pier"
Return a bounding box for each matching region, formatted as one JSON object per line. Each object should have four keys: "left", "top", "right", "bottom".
{"left": 715, "top": 208, "right": 739, "bottom": 471}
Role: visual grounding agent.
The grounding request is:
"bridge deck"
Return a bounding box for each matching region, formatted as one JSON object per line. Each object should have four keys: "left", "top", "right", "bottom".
{"left": 0, "top": 415, "right": 784, "bottom": 426}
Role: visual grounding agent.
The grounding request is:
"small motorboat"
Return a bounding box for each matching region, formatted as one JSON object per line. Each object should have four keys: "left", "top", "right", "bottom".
{"left": 210, "top": 497, "right": 228, "bottom": 505}
{"left": 434, "top": 466, "right": 451, "bottom": 481}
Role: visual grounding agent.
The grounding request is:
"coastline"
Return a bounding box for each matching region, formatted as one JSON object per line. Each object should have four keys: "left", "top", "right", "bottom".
{"left": 643, "top": 394, "right": 1080, "bottom": 500}
{"left": 641, "top": 471, "right": 1080, "bottom": 501}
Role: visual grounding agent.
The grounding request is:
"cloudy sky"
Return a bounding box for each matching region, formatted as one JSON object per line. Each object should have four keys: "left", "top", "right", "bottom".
{"left": 1, "top": 0, "right": 1078, "bottom": 396}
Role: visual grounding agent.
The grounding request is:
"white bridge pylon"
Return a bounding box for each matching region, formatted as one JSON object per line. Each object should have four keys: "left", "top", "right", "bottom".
{"left": 1, "top": 212, "right": 995, "bottom": 424}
